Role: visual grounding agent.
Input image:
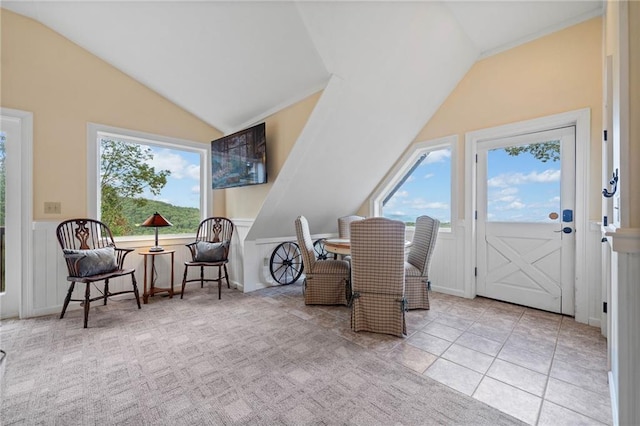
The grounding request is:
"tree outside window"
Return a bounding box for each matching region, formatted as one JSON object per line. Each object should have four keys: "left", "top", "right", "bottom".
{"left": 375, "top": 136, "right": 559, "bottom": 229}
{"left": 98, "top": 134, "right": 204, "bottom": 237}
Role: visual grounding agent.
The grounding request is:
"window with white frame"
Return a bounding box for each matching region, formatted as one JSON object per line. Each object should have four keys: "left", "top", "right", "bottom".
{"left": 88, "top": 124, "right": 211, "bottom": 238}
{"left": 372, "top": 136, "right": 455, "bottom": 229}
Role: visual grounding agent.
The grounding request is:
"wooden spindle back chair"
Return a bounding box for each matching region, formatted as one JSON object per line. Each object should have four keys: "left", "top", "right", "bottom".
{"left": 56, "top": 219, "right": 141, "bottom": 328}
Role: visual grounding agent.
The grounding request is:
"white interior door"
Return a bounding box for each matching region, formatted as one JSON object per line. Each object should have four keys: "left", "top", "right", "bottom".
{"left": 0, "top": 115, "right": 22, "bottom": 319}
{"left": 476, "top": 126, "right": 576, "bottom": 314}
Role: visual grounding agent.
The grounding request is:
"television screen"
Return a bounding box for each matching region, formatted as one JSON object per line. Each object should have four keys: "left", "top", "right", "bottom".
{"left": 211, "top": 123, "right": 267, "bottom": 189}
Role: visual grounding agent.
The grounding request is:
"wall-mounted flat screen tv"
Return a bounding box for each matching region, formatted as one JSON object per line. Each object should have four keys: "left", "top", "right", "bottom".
{"left": 211, "top": 122, "right": 267, "bottom": 190}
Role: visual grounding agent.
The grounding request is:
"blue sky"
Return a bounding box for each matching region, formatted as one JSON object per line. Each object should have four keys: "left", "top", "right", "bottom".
{"left": 137, "top": 141, "right": 561, "bottom": 221}
{"left": 486, "top": 146, "right": 560, "bottom": 223}
{"left": 141, "top": 146, "right": 201, "bottom": 209}
{"left": 383, "top": 148, "right": 452, "bottom": 224}
{"left": 383, "top": 144, "right": 561, "bottom": 224}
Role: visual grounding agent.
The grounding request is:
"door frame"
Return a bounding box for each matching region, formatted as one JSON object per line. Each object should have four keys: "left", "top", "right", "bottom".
{"left": 464, "top": 108, "right": 591, "bottom": 322}
{"left": 0, "top": 108, "right": 34, "bottom": 319}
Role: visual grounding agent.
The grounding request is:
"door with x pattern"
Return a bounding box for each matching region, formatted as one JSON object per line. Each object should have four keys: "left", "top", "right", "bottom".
{"left": 476, "top": 126, "right": 576, "bottom": 314}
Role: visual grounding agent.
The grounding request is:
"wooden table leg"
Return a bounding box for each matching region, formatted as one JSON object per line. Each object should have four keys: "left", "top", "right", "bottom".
{"left": 169, "top": 251, "right": 175, "bottom": 298}
{"left": 143, "top": 254, "right": 149, "bottom": 304}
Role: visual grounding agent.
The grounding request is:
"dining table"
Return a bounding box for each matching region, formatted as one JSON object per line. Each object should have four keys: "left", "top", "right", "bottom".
{"left": 323, "top": 238, "right": 352, "bottom": 256}
{"left": 324, "top": 237, "right": 411, "bottom": 256}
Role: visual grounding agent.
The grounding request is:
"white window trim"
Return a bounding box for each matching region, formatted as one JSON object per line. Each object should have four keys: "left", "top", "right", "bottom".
{"left": 87, "top": 123, "right": 212, "bottom": 241}
{"left": 369, "top": 135, "right": 457, "bottom": 232}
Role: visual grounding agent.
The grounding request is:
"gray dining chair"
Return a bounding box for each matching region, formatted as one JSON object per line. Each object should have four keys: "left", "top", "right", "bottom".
{"left": 295, "top": 216, "right": 351, "bottom": 305}
{"left": 337, "top": 215, "right": 365, "bottom": 239}
{"left": 350, "top": 217, "right": 407, "bottom": 337}
{"left": 336, "top": 215, "right": 364, "bottom": 262}
{"left": 405, "top": 215, "right": 440, "bottom": 309}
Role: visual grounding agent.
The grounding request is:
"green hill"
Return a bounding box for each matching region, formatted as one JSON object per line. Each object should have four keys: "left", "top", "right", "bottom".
{"left": 120, "top": 198, "right": 201, "bottom": 236}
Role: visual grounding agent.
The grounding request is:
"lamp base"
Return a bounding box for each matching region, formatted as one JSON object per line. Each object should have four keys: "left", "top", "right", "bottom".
{"left": 149, "top": 246, "right": 164, "bottom": 252}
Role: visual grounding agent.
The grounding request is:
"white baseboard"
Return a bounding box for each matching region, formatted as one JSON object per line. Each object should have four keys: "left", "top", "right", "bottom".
{"left": 31, "top": 305, "right": 68, "bottom": 318}
{"left": 250, "top": 281, "right": 270, "bottom": 291}
{"left": 588, "top": 317, "right": 602, "bottom": 328}
{"left": 432, "top": 286, "right": 468, "bottom": 298}
{"left": 232, "top": 280, "right": 244, "bottom": 292}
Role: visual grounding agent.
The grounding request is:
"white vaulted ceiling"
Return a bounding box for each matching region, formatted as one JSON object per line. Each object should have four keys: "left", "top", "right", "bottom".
{"left": 2, "top": 1, "right": 330, "bottom": 133}
{"left": 2, "top": 0, "right": 604, "bottom": 238}
{"left": 249, "top": 0, "right": 479, "bottom": 239}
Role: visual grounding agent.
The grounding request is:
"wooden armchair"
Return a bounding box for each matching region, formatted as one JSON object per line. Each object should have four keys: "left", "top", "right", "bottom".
{"left": 56, "top": 219, "right": 141, "bottom": 328}
{"left": 181, "top": 217, "right": 234, "bottom": 299}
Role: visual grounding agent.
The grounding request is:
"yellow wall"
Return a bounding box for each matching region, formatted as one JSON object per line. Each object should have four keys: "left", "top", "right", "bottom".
{"left": 224, "top": 91, "right": 321, "bottom": 219}
{"left": 0, "top": 9, "right": 224, "bottom": 220}
{"left": 388, "top": 17, "right": 603, "bottom": 220}
{"left": 3, "top": 7, "right": 607, "bottom": 224}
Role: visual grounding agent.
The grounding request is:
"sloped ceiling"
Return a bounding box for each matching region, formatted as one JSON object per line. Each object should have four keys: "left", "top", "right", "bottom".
{"left": 2, "top": 1, "right": 330, "bottom": 134}
{"left": 248, "top": 1, "right": 478, "bottom": 239}
{"left": 2, "top": 0, "right": 604, "bottom": 239}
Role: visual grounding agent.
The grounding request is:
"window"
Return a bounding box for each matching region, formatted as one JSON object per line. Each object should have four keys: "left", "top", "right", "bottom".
{"left": 371, "top": 136, "right": 455, "bottom": 230}
{"left": 486, "top": 139, "right": 561, "bottom": 222}
{"left": 88, "top": 124, "right": 211, "bottom": 238}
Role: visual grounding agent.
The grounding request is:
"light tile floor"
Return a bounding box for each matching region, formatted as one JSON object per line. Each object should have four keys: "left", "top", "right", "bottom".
{"left": 268, "top": 284, "right": 612, "bottom": 425}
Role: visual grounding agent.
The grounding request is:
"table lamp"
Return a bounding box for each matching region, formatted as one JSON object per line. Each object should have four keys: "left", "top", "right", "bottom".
{"left": 141, "top": 212, "right": 173, "bottom": 252}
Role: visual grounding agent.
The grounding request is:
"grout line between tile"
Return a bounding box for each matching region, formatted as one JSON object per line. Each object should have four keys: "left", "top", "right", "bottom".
{"left": 468, "top": 303, "right": 524, "bottom": 404}
{"left": 283, "top": 288, "right": 611, "bottom": 425}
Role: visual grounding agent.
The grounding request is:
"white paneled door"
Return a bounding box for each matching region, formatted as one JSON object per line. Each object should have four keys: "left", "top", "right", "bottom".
{"left": 476, "top": 126, "right": 576, "bottom": 314}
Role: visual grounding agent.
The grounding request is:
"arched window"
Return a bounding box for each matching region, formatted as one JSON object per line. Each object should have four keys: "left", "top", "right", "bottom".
{"left": 371, "top": 136, "right": 456, "bottom": 230}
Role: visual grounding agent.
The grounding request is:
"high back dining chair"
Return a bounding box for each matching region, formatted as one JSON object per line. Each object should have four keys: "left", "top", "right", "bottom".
{"left": 337, "top": 215, "right": 365, "bottom": 239}
{"left": 295, "top": 216, "right": 351, "bottom": 305}
{"left": 405, "top": 215, "right": 440, "bottom": 309}
{"left": 350, "top": 217, "right": 407, "bottom": 337}
{"left": 56, "top": 218, "right": 141, "bottom": 328}
{"left": 181, "top": 217, "right": 234, "bottom": 300}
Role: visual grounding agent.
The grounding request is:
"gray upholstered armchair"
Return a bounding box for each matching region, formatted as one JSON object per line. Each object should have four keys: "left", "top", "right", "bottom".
{"left": 337, "top": 215, "right": 365, "bottom": 239}
{"left": 350, "top": 217, "right": 407, "bottom": 337}
{"left": 405, "top": 215, "right": 440, "bottom": 309}
{"left": 336, "top": 215, "right": 364, "bottom": 262}
{"left": 295, "top": 216, "right": 351, "bottom": 305}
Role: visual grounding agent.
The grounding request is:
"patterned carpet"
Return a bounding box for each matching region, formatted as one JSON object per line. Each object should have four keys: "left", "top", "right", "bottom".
{"left": 0, "top": 283, "right": 523, "bottom": 425}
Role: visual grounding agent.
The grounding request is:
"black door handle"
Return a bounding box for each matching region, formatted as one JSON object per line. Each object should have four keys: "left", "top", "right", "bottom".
{"left": 554, "top": 227, "right": 573, "bottom": 234}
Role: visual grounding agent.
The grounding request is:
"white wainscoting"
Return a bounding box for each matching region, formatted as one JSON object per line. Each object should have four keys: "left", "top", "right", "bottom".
{"left": 29, "top": 219, "right": 604, "bottom": 325}
{"left": 242, "top": 232, "right": 335, "bottom": 293}
{"left": 404, "top": 221, "right": 467, "bottom": 298}
{"left": 586, "top": 221, "right": 605, "bottom": 328}
{"left": 229, "top": 219, "right": 252, "bottom": 291}
{"left": 31, "top": 221, "right": 238, "bottom": 318}
{"left": 240, "top": 218, "right": 465, "bottom": 296}
{"left": 603, "top": 226, "right": 640, "bottom": 425}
